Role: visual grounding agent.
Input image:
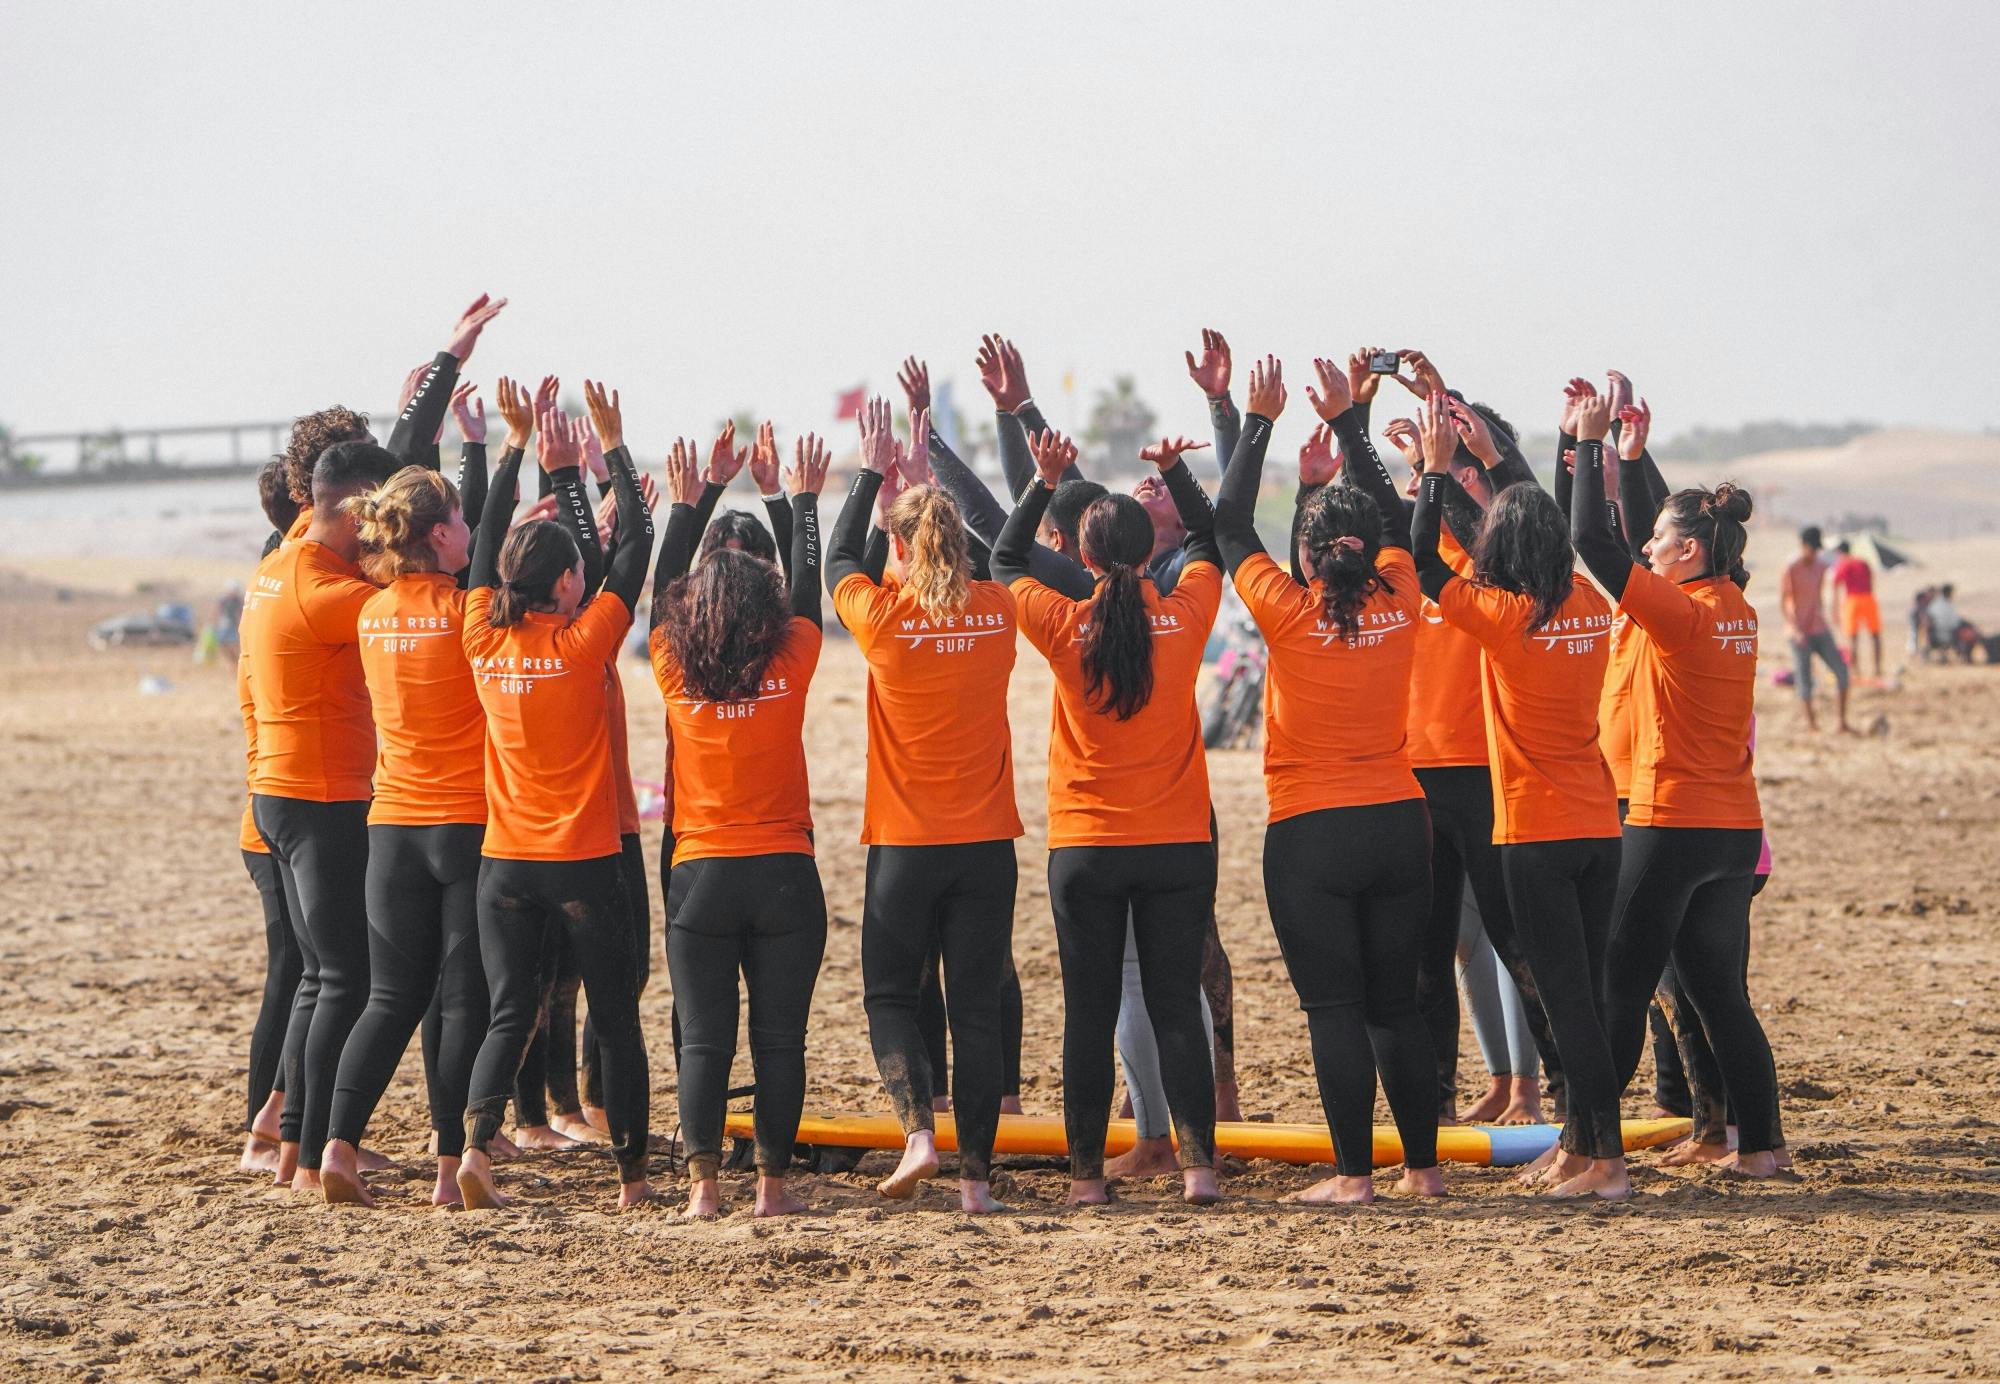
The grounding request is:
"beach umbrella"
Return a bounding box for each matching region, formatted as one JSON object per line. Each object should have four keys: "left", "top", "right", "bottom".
{"left": 1838, "top": 533, "right": 1917, "bottom": 570}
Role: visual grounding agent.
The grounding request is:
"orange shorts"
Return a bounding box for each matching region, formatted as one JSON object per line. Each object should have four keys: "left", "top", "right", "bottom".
{"left": 1842, "top": 591, "right": 1881, "bottom": 638}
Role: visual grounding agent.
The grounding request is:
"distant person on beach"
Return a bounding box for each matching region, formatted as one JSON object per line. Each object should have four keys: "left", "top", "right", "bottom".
{"left": 1780, "top": 526, "right": 1852, "bottom": 733}
{"left": 1828, "top": 541, "right": 1881, "bottom": 679}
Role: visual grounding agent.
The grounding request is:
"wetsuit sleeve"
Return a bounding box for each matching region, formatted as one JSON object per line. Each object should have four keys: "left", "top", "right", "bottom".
{"left": 1412, "top": 471, "right": 1465, "bottom": 603}
{"left": 456, "top": 442, "right": 488, "bottom": 535}
{"left": 1618, "top": 447, "right": 1658, "bottom": 563}
{"left": 648, "top": 501, "right": 698, "bottom": 624}
{"left": 1212, "top": 412, "right": 1273, "bottom": 576}
{"left": 1640, "top": 448, "right": 1670, "bottom": 512}
{"left": 384, "top": 352, "right": 460, "bottom": 465}
{"left": 991, "top": 478, "right": 1054, "bottom": 590}
{"left": 1552, "top": 431, "right": 1577, "bottom": 526}
{"left": 1571, "top": 438, "right": 1633, "bottom": 602}
{"left": 864, "top": 528, "right": 890, "bottom": 583}
{"left": 546, "top": 465, "right": 605, "bottom": 596}
{"left": 469, "top": 443, "right": 522, "bottom": 590}
{"left": 966, "top": 531, "right": 993, "bottom": 582}
{"left": 598, "top": 446, "right": 653, "bottom": 615}
{"left": 1160, "top": 458, "right": 1219, "bottom": 574}
{"left": 1001, "top": 401, "right": 1084, "bottom": 494}
{"left": 415, "top": 440, "right": 441, "bottom": 473}
{"left": 763, "top": 493, "right": 796, "bottom": 585}
{"left": 1209, "top": 392, "right": 1241, "bottom": 476}
{"left": 691, "top": 481, "right": 725, "bottom": 541}
{"left": 789, "top": 493, "right": 822, "bottom": 625}
{"left": 1484, "top": 420, "right": 1539, "bottom": 494}
{"left": 928, "top": 424, "right": 1010, "bottom": 549}
{"left": 260, "top": 530, "right": 283, "bottom": 558}
{"left": 827, "top": 467, "right": 881, "bottom": 594}
{"left": 1327, "top": 406, "right": 1410, "bottom": 551}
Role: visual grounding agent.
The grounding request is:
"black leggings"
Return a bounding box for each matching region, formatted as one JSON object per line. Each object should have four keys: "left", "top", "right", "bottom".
{"left": 242, "top": 848, "right": 301, "bottom": 1131}
{"left": 1264, "top": 800, "right": 1438, "bottom": 1177}
{"left": 251, "top": 794, "right": 371, "bottom": 1169}
{"left": 863, "top": 841, "right": 1017, "bottom": 1183}
{"left": 1651, "top": 872, "right": 1769, "bottom": 1141}
{"left": 1413, "top": 765, "right": 1562, "bottom": 1116}
{"left": 668, "top": 853, "right": 828, "bottom": 1180}
{"left": 581, "top": 833, "right": 652, "bottom": 1110}
{"left": 1604, "top": 825, "right": 1781, "bottom": 1155}
{"left": 1500, "top": 837, "right": 1624, "bottom": 1159}
{"left": 1047, "top": 842, "right": 1217, "bottom": 1180}
{"left": 918, "top": 949, "right": 1023, "bottom": 1102}
{"left": 464, "top": 854, "right": 650, "bottom": 1182}
{"left": 327, "top": 823, "right": 487, "bottom": 1156}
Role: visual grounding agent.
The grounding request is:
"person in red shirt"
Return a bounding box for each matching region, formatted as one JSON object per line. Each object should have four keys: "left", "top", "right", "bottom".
{"left": 1781, "top": 527, "right": 1852, "bottom": 733}
{"left": 1211, "top": 357, "right": 1443, "bottom": 1205}
{"left": 1829, "top": 541, "right": 1882, "bottom": 679}
{"left": 992, "top": 426, "right": 1225, "bottom": 1208}
{"left": 650, "top": 430, "right": 830, "bottom": 1219}
{"left": 454, "top": 386, "right": 657, "bottom": 1211}
{"left": 828, "top": 399, "right": 1023, "bottom": 1214}
{"left": 1412, "top": 392, "right": 1628, "bottom": 1200}
{"left": 1572, "top": 413, "right": 1785, "bottom": 1179}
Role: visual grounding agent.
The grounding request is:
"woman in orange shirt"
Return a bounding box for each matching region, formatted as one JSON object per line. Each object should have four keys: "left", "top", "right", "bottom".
{"left": 317, "top": 462, "right": 490, "bottom": 1207}
{"left": 828, "top": 399, "right": 1022, "bottom": 1214}
{"left": 991, "top": 427, "right": 1223, "bottom": 1208}
{"left": 454, "top": 386, "right": 656, "bottom": 1211}
{"left": 1211, "top": 357, "right": 1441, "bottom": 1205}
{"left": 1409, "top": 394, "right": 1628, "bottom": 1200}
{"left": 1571, "top": 404, "right": 1784, "bottom": 1178}
{"left": 650, "top": 431, "right": 830, "bottom": 1219}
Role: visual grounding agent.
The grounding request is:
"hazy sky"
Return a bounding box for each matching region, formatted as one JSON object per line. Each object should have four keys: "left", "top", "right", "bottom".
{"left": 4, "top": 0, "right": 1996, "bottom": 452}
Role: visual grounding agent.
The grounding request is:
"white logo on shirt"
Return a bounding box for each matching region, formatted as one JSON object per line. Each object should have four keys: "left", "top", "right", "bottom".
{"left": 894, "top": 610, "right": 1010, "bottom": 653}
{"left": 1533, "top": 612, "right": 1613, "bottom": 653}
{"left": 472, "top": 652, "right": 568, "bottom": 696}
{"left": 1310, "top": 608, "right": 1412, "bottom": 648}
{"left": 1712, "top": 617, "right": 1758, "bottom": 655}
{"left": 676, "top": 676, "right": 792, "bottom": 719}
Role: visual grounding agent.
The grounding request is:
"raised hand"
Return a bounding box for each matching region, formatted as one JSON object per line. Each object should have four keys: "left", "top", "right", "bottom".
{"left": 1248, "top": 355, "right": 1288, "bottom": 419}
{"left": 876, "top": 454, "right": 909, "bottom": 520}
{"left": 1304, "top": 356, "right": 1352, "bottom": 421}
{"left": 787, "top": 433, "right": 832, "bottom": 496}
{"left": 1574, "top": 387, "right": 1614, "bottom": 442}
{"left": 1027, "top": 429, "right": 1077, "bottom": 487}
{"left": 975, "top": 334, "right": 1033, "bottom": 412}
{"left": 1299, "top": 423, "right": 1341, "bottom": 487}
{"left": 583, "top": 380, "right": 623, "bottom": 454}
{"left": 1138, "top": 435, "right": 1211, "bottom": 471}
{"left": 569, "top": 415, "right": 608, "bottom": 482}
{"left": 592, "top": 489, "right": 618, "bottom": 550}
{"left": 1389, "top": 348, "right": 1445, "bottom": 400}
{"left": 534, "top": 375, "right": 561, "bottom": 417}
{"left": 1606, "top": 369, "right": 1634, "bottom": 421}
{"left": 1184, "top": 328, "right": 1231, "bottom": 399}
{"left": 444, "top": 293, "right": 507, "bottom": 366}
{"left": 664, "top": 438, "right": 702, "bottom": 505}
{"left": 495, "top": 377, "right": 535, "bottom": 449}
{"left": 897, "top": 356, "right": 931, "bottom": 414}
{"left": 450, "top": 382, "right": 486, "bottom": 444}
{"left": 1617, "top": 397, "right": 1652, "bottom": 462}
{"left": 515, "top": 493, "right": 560, "bottom": 529}
{"left": 897, "top": 408, "right": 933, "bottom": 486}
{"left": 749, "top": 420, "right": 782, "bottom": 494}
{"left": 856, "top": 396, "right": 896, "bottom": 476}
{"left": 1560, "top": 376, "right": 1597, "bottom": 435}
{"left": 1445, "top": 398, "right": 1500, "bottom": 468}
{"left": 706, "top": 419, "right": 748, "bottom": 485}
{"left": 535, "top": 405, "right": 579, "bottom": 474}
{"left": 1417, "top": 394, "right": 1459, "bottom": 474}
{"left": 397, "top": 363, "right": 431, "bottom": 415}
{"left": 1345, "top": 349, "right": 1383, "bottom": 408}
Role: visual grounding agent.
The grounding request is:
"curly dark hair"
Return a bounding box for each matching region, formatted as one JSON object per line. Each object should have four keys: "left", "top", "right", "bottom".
{"left": 282, "top": 405, "right": 373, "bottom": 506}
{"left": 1662, "top": 481, "right": 1754, "bottom": 589}
{"left": 1472, "top": 482, "right": 1574, "bottom": 634}
{"left": 659, "top": 548, "right": 792, "bottom": 702}
{"left": 1299, "top": 486, "right": 1389, "bottom": 642}
{"left": 256, "top": 458, "right": 299, "bottom": 534}
{"left": 696, "top": 509, "right": 778, "bottom": 566}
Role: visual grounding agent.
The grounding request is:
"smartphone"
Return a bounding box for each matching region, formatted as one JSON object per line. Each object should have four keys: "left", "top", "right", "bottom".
{"left": 1367, "top": 350, "right": 1400, "bottom": 375}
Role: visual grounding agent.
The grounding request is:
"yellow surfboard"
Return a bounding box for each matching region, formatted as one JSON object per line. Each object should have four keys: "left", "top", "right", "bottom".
{"left": 724, "top": 1110, "right": 1692, "bottom": 1168}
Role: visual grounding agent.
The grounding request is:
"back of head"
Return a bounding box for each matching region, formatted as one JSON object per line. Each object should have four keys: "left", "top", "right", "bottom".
{"left": 311, "top": 440, "right": 402, "bottom": 511}
{"left": 697, "top": 509, "right": 778, "bottom": 567}
{"left": 1662, "top": 481, "right": 1754, "bottom": 588}
{"left": 1800, "top": 524, "right": 1823, "bottom": 551}
{"left": 490, "top": 518, "right": 580, "bottom": 627}
{"left": 885, "top": 484, "right": 970, "bottom": 622}
{"left": 1300, "top": 485, "right": 1387, "bottom": 640}
{"left": 283, "top": 406, "right": 372, "bottom": 506}
{"left": 345, "top": 466, "right": 460, "bottom": 583}
{"left": 661, "top": 547, "right": 792, "bottom": 701}
{"left": 1046, "top": 479, "right": 1109, "bottom": 551}
{"left": 1077, "top": 494, "right": 1156, "bottom": 719}
{"left": 1836, "top": 540, "right": 1852, "bottom": 557}
{"left": 257, "top": 458, "right": 300, "bottom": 535}
{"left": 1472, "top": 483, "right": 1575, "bottom": 633}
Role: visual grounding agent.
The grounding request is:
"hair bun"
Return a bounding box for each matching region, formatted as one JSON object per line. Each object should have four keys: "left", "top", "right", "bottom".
{"left": 1708, "top": 481, "right": 1753, "bottom": 524}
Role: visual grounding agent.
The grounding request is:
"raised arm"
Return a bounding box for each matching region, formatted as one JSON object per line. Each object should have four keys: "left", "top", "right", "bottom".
{"left": 582, "top": 382, "right": 654, "bottom": 612}
{"left": 1213, "top": 354, "right": 1287, "bottom": 575}
{"left": 991, "top": 430, "right": 1073, "bottom": 588}
{"left": 540, "top": 412, "right": 605, "bottom": 597}
{"left": 385, "top": 295, "right": 504, "bottom": 463}
{"left": 828, "top": 397, "right": 898, "bottom": 593}
{"left": 452, "top": 384, "right": 488, "bottom": 537}
{"left": 651, "top": 438, "right": 704, "bottom": 599}
{"left": 468, "top": 426, "right": 524, "bottom": 592}
{"left": 1140, "top": 435, "right": 1219, "bottom": 574}
{"left": 785, "top": 434, "right": 829, "bottom": 624}
{"left": 978, "top": 335, "right": 1081, "bottom": 495}
{"left": 1411, "top": 396, "right": 1470, "bottom": 602}
{"left": 1311, "top": 356, "right": 1409, "bottom": 551}
{"left": 1618, "top": 397, "right": 1666, "bottom": 559}
{"left": 1569, "top": 391, "right": 1633, "bottom": 600}
{"left": 748, "top": 420, "right": 795, "bottom": 585}
{"left": 1186, "top": 329, "right": 1241, "bottom": 471}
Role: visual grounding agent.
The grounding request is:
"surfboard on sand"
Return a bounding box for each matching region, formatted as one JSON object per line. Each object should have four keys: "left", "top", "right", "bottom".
{"left": 724, "top": 1110, "right": 1693, "bottom": 1169}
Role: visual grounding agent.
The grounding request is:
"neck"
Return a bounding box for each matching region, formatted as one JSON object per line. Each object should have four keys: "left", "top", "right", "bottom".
{"left": 304, "top": 513, "right": 357, "bottom": 562}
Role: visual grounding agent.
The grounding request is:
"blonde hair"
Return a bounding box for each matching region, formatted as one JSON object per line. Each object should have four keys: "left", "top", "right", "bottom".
{"left": 884, "top": 484, "right": 970, "bottom": 622}
{"left": 344, "top": 466, "right": 460, "bottom": 583}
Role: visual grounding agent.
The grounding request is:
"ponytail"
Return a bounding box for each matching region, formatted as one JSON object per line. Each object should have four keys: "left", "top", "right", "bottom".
{"left": 1300, "top": 486, "right": 1388, "bottom": 641}
{"left": 489, "top": 519, "right": 580, "bottom": 627}
{"left": 1663, "top": 481, "right": 1754, "bottom": 590}
{"left": 885, "top": 484, "right": 971, "bottom": 623}
{"left": 344, "top": 466, "right": 460, "bottom": 583}
{"left": 1077, "top": 494, "right": 1156, "bottom": 719}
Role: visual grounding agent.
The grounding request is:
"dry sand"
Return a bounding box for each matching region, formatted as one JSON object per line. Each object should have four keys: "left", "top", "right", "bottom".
{"left": 3, "top": 553, "right": 1999, "bottom": 1382}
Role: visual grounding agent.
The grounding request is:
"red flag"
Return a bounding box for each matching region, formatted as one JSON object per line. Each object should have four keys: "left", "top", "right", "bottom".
{"left": 834, "top": 385, "right": 866, "bottom": 420}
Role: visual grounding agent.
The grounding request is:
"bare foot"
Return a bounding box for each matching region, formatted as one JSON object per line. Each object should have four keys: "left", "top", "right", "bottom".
{"left": 1658, "top": 1138, "right": 1731, "bottom": 1167}
{"left": 290, "top": 1166, "right": 322, "bottom": 1195}
{"left": 274, "top": 1139, "right": 301, "bottom": 1187}
{"left": 239, "top": 1133, "right": 282, "bottom": 1175}
{"left": 1498, "top": 1077, "right": 1544, "bottom": 1125}
{"left": 489, "top": 1130, "right": 522, "bottom": 1161}
{"left": 511, "top": 1123, "right": 579, "bottom": 1152}
{"left": 1287, "top": 1173, "right": 1373, "bottom": 1205}
{"left": 1648, "top": 1104, "right": 1681, "bottom": 1120}
{"left": 1000, "top": 1096, "right": 1025, "bottom": 1116}
{"left": 960, "top": 1179, "right": 1007, "bottom": 1214}
{"left": 1774, "top": 1145, "right": 1794, "bottom": 1172}
{"left": 582, "top": 1103, "right": 611, "bottom": 1134}
{"left": 550, "top": 1113, "right": 609, "bottom": 1145}
{"left": 1183, "top": 1166, "right": 1221, "bottom": 1206}
{"left": 456, "top": 1149, "right": 511, "bottom": 1209}
{"left": 1394, "top": 1165, "right": 1446, "bottom": 1197}
{"left": 1458, "top": 1076, "right": 1511, "bottom": 1124}
{"left": 355, "top": 1145, "right": 392, "bottom": 1172}
{"left": 1437, "top": 1105, "right": 1461, "bottom": 1128}
{"left": 754, "top": 1175, "right": 808, "bottom": 1217}
{"left": 319, "top": 1140, "right": 375, "bottom": 1208}
{"left": 1719, "top": 1149, "right": 1779, "bottom": 1178}
{"left": 433, "top": 1157, "right": 463, "bottom": 1207}
{"left": 619, "top": 1179, "right": 661, "bottom": 1210}
{"left": 1068, "top": 1177, "right": 1113, "bottom": 1206}
{"left": 1215, "top": 1079, "right": 1242, "bottom": 1124}
{"left": 1514, "top": 1142, "right": 1559, "bottom": 1185}
{"left": 1104, "top": 1136, "right": 1179, "bottom": 1180}
{"left": 1549, "top": 1156, "right": 1632, "bottom": 1200}
{"left": 683, "top": 1178, "right": 723, "bottom": 1218}
{"left": 878, "top": 1131, "right": 939, "bottom": 1200}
